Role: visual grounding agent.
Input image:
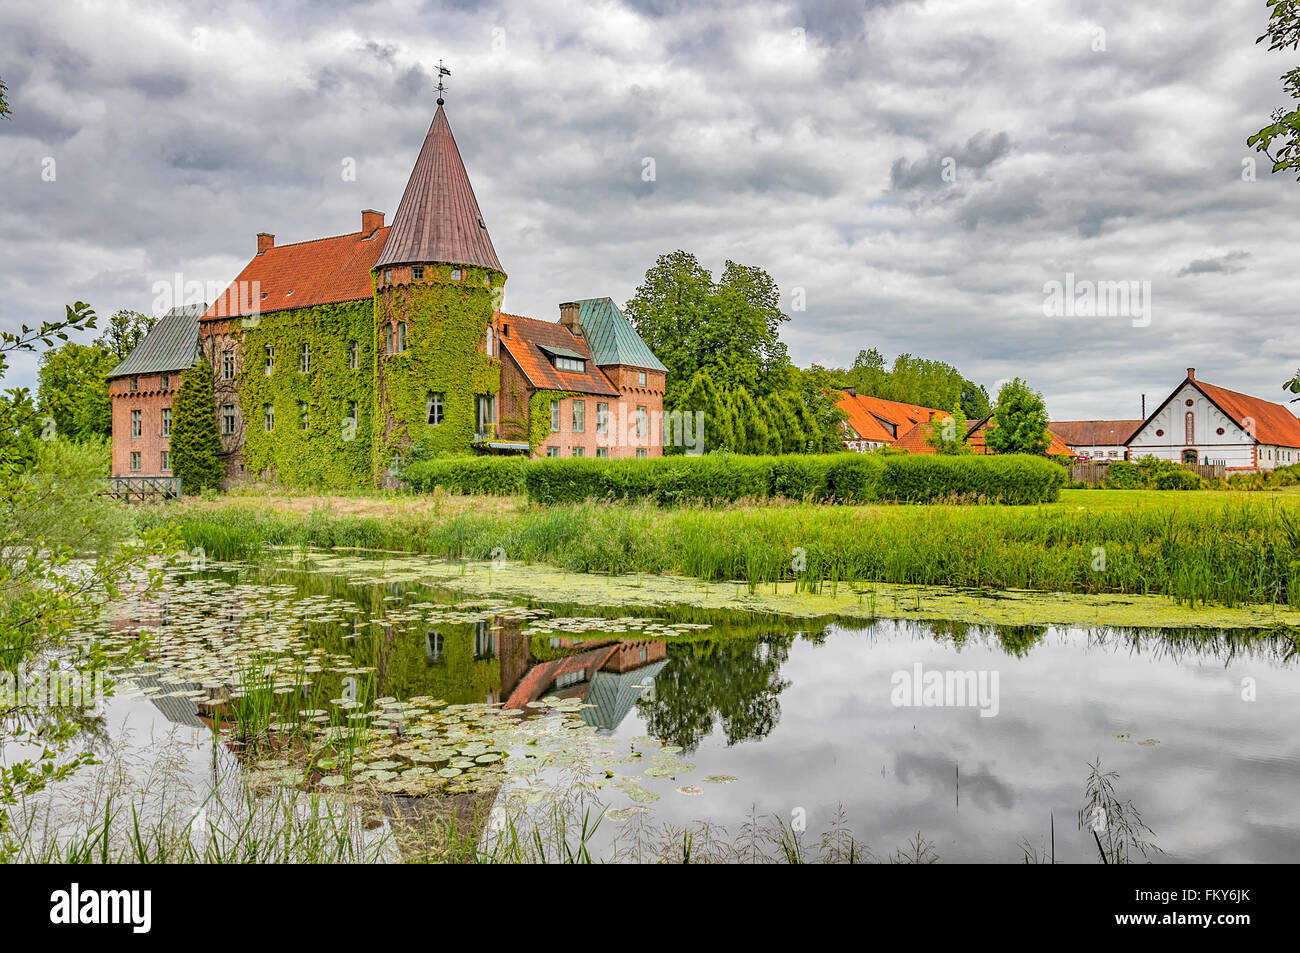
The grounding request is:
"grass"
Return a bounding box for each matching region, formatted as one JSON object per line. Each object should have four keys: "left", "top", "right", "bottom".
{"left": 136, "top": 488, "right": 1300, "bottom": 609}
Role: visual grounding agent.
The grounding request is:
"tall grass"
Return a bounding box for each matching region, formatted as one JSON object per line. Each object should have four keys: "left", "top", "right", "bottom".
{"left": 138, "top": 496, "right": 1300, "bottom": 608}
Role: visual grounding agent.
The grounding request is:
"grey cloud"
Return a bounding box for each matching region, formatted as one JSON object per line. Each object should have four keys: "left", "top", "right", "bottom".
{"left": 0, "top": 0, "right": 1298, "bottom": 422}
{"left": 1177, "top": 249, "right": 1252, "bottom": 276}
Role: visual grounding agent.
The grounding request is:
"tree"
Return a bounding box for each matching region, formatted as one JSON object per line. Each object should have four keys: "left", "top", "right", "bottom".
{"left": 37, "top": 342, "right": 116, "bottom": 442}
{"left": 1285, "top": 369, "right": 1300, "bottom": 402}
{"left": 94, "top": 309, "right": 154, "bottom": 361}
{"left": 960, "top": 380, "right": 991, "bottom": 420}
{"left": 1247, "top": 0, "right": 1300, "bottom": 179}
{"left": 625, "top": 250, "right": 791, "bottom": 406}
{"left": 170, "top": 358, "right": 224, "bottom": 493}
{"left": 0, "top": 76, "right": 9, "bottom": 120}
{"left": 985, "top": 378, "right": 1051, "bottom": 455}
{"left": 1, "top": 303, "right": 176, "bottom": 852}
{"left": 925, "top": 403, "right": 971, "bottom": 454}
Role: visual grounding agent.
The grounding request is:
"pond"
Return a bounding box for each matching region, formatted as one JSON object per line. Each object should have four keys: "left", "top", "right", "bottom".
{"left": 66, "top": 551, "right": 1300, "bottom": 863}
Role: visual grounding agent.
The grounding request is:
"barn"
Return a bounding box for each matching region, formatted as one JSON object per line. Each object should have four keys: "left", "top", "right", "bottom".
{"left": 1126, "top": 368, "right": 1300, "bottom": 471}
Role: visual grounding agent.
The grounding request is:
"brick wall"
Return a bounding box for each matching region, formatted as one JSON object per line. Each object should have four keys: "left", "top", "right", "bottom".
{"left": 109, "top": 372, "right": 178, "bottom": 477}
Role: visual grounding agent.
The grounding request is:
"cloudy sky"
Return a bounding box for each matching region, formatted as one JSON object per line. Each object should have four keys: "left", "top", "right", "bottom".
{"left": 1, "top": 0, "right": 1296, "bottom": 419}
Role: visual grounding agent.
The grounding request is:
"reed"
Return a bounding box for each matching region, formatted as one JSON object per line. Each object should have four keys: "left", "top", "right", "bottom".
{"left": 138, "top": 494, "right": 1300, "bottom": 608}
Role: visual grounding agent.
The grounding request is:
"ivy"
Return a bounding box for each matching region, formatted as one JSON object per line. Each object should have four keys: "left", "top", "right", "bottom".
{"left": 235, "top": 300, "right": 376, "bottom": 489}
{"left": 377, "top": 265, "right": 505, "bottom": 475}
{"left": 525, "top": 389, "right": 579, "bottom": 452}
{"left": 230, "top": 263, "right": 507, "bottom": 488}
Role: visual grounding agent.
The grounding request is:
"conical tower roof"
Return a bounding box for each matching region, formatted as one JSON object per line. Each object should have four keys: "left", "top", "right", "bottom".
{"left": 376, "top": 104, "right": 504, "bottom": 274}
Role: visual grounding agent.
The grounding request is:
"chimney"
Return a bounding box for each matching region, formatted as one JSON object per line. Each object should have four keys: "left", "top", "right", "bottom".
{"left": 1187, "top": 367, "right": 1196, "bottom": 381}
{"left": 257, "top": 232, "right": 275, "bottom": 255}
{"left": 559, "top": 301, "right": 582, "bottom": 336}
{"left": 361, "top": 209, "right": 384, "bottom": 236}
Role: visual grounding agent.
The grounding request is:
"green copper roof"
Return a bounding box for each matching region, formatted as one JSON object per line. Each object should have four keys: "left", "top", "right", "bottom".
{"left": 580, "top": 660, "right": 667, "bottom": 734}
{"left": 106, "top": 304, "right": 204, "bottom": 378}
{"left": 575, "top": 297, "right": 667, "bottom": 371}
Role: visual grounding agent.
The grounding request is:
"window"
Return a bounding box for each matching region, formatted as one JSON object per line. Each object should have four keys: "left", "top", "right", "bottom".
{"left": 298, "top": 402, "right": 309, "bottom": 430}
{"left": 130, "top": 376, "right": 138, "bottom": 392}
{"left": 222, "top": 349, "right": 234, "bottom": 380}
{"left": 161, "top": 374, "right": 169, "bottom": 390}
{"left": 502, "top": 323, "right": 509, "bottom": 338}
{"left": 221, "top": 404, "right": 236, "bottom": 435}
{"left": 264, "top": 403, "right": 274, "bottom": 432}
{"left": 300, "top": 343, "right": 311, "bottom": 374}
{"left": 1183, "top": 449, "right": 1198, "bottom": 464}
{"left": 638, "top": 371, "right": 647, "bottom": 387}
{"left": 426, "top": 392, "right": 444, "bottom": 425}
{"left": 546, "top": 446, "right": 560, "bottom": 458}
{"left": 450, "top": 267, "right": 462, "bottom": 281}
{"left": 130, "top": 410, "right": 142, "bottom": 438}
{"left": 381, "top": 325, "right": 389, "bottom": 356}
{"left": 572, "top": 400, "right": 585, "bottom": 433}
{"left": 162, "top": 407, "right": 172, "bottom": 437}
{"left": 596, "top": 402, "right": 609, "bottom": 435}
{"left": 636, "top": 405, "right": 648, "bottom": 438}
{"left": 160, "top": 450, "right": 171, "bottom": 471}
{"left": 130, "top": 452, "right": 141, "bottom": 471}
{"left": 1185, "top": 411, "right": 1194, "bottom": 443}
{"left": 549, "top": 399, "right": 561, "bottom": 432}
{"left": 383, "top": 269, "right": 392, "bottom": 282}
{"left": 636, "top": 448, "right": 647, "bottom": 459}
{"left": 485, "top": 325, "right": 494, "bottom": 357}
{"left": 596, "top": 447, "right": 609, "bottom": 459}
{"left": 264, "top": 344, "right": 274, "bottom": 375}
{"left": 475, "top": 394, "right": 496, "bottom": 439}
{"left": 555, "top": 356, "right": 585, "bottom": 372}
{"left": 348, "top": 340, "right": 358, "bottom": 369}
{"left": 347, "top": 401, "right": 358, "bottom": 432}
{"left": 412, "top": 265, "right": 424, "bottom": 280}
{"left": 397, "top": 322, "right": 407, "bottom": 352}
{"left": 572, "top": 447, "right": 585, "bottom": 457}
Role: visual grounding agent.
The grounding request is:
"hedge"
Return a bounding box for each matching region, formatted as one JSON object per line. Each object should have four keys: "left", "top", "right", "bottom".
{"left": 407, "top": 452, "right": 1065, "bottom": 505}
{"left": 403, "top": 456, "right": 528, "bottom": 495}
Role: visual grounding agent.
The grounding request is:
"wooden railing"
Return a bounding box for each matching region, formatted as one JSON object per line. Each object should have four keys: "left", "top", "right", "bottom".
{"left": 100, "top": 476, "right": 183, "bottom": 502}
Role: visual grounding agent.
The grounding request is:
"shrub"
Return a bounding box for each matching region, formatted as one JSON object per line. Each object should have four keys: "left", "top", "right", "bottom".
{"left": 1154, "top": 467, "right": 1202, "bottom": 490}
{"left": 823, "top": 455, "right": 884, "bottom": 503}
{"left": 877, "top": 454, "right": 1065, "bottom": 505}
{"left": 1105, "top": 461, "right": 1144, "bottom": 489}
{"left": 404, "top": 456, "right": 527, "bottom": 495}
{"left": 770, "top": 456, "right": 832, "bottom": 500}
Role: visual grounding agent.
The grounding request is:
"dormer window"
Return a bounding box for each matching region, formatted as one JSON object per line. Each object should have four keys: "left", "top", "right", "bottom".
{"left": 555, "top": 356, "right": 584, "bottom": 372}
{"left": 502, "top": 323, "right": 509, "bottom": 338}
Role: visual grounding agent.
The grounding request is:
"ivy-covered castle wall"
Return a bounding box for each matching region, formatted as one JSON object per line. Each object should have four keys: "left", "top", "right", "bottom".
{"left": 233, "top": 299, "right": 376, "bottom": 488}
{"left": 373, "top": 263, "right": 505, "bottom": 478}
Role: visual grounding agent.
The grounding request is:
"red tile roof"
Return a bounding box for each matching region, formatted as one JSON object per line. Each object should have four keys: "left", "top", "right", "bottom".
{"left": 836, "top": 392, "right": 945, "bottom": 444}
{"left": 498, "top": 312, "right": 619, "bottom": 397}
{"left": 375, "top": 105, "right": 504, "bottom": 274}
{"left": 893, "top": 417, "right": 950, "bottom": 452}
{"left": 1050, "top": 420, "right": 1144, "bottom": 447}
{"left": 203, "top": 226, "right": 389, "bottom": 320}
{"left": 1192, "top": 380, "right": 1300, "bottom": 448}
{"left": 965, "top": 415, "right": 1075, "bottom": 457}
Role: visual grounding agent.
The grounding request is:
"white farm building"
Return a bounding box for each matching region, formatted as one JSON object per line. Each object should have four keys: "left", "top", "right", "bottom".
{"left": 1126, "top": 368, "right": 1300, "bottom": 471}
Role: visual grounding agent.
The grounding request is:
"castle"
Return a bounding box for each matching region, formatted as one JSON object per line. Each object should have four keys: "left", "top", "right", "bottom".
{"left": 109, "top": 101, "right": 667, "bottom": 487}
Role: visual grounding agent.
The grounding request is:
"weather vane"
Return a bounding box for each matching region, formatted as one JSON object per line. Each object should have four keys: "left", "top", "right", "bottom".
{"left": 435, "top": 59, "right": 451, "bottom": 105}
